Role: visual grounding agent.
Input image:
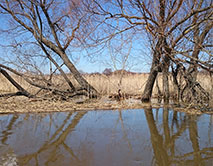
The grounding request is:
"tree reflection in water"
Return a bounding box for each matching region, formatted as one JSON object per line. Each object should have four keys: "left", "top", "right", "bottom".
{"left": 0, "top": 112, "right": 88, "bottom": 166}
{"left": 0, "top": 109, "right": 212, "bottom": 166}
{"left": 145, "top": 107, "right": 213, "bottom": 166}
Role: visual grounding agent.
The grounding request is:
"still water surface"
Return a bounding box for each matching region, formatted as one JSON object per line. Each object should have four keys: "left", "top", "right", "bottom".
{"left": 0, "top": 108, "right": 213, "bottom": 166}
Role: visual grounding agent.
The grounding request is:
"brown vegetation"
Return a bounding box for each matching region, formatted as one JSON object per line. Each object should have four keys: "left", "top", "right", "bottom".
{"left": 0, "top": 72, "right": 212, "bottom": 114}
{"left": 0, "top": 0, "right": 212, "bottom": 112}
{"left": 0, "top": 72, "right": 212, "bottom": 99}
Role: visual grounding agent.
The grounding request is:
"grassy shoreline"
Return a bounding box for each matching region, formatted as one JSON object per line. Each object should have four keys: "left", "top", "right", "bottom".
{"left": 0, "top": 72, "right": 212, "bottom": 115}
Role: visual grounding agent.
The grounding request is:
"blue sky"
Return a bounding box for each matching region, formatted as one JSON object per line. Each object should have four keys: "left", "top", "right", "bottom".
{"left": 0, "top": 2, "right": 152, "bottom": 74}
{"left": 0, "top": 16, "right": 152, "bottom": 74}
{"left": 73, "top": 39, "right": 152, "bottom": 73}
{"left": 0, "top": 38, "right": 152, "bottom": 74}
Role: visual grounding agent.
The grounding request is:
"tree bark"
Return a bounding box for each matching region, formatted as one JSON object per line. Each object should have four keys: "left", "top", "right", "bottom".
{"left": 141, "top": 66, "right": 159, "bottom": 102}
{"left": 162, "top": 68, "right": 169, "bottom": 103}
{"left": 171, "top": 64, "right": 181, "bottom": 101}
{"left": 0, "top": 2, "right": 98, "bottom": 98}
{"left": 35, "top": 24, "right": 98, "bottom": 97}
{"left": 60, "top": 52, "right": 98, "bottom": 98}
{"left": 0, "top": 68, "right": 32, "bottom": 98}
{"left": 141, "top": 39, "right": 162, "bottom": 102}
{"left": 162, "top": 39, "right": 172, "bottom": 103}
{"left": 39, "top": 43, "right": 76, "bottom": 91}
{"left": 162, "top": 56, "right": 170, "bottom": 103}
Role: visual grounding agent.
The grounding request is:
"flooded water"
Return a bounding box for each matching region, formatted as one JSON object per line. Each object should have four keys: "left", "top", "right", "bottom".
{"left": 0, "top": 108, "right": 212, "bottom": 166}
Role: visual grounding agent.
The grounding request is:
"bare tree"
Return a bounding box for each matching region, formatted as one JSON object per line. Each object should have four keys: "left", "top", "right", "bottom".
{"left": 106, "top": 33, "right": 135, "bottom": 100}
{"left": 90, "top": 0, "right": 212, "bottom": 104}
{"left": 0, "top": 0, "right": 98, "bottom": 98}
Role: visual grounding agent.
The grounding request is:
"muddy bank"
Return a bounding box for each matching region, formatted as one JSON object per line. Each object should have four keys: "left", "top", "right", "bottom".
{"left": 0, "top": 96, "right": 211, "bottom": 115}
{"left": 0, "top": 96, "right": 150, "bottom": 114}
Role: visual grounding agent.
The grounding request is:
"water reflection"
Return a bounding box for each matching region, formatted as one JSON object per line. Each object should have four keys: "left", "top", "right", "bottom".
{"left": 0, "top": 108, "right": 212, "bottom": 166}
{"left": 145, "top": 107, "right": 213, "bottom": 165}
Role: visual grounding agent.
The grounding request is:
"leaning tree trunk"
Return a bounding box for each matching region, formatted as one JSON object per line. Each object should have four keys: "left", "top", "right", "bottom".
{"left": 33, "top": 11, "right": 98, "bottom": 98}
{"left": 141, "top": 39, "right": 162, "bottom": 102}
{"left": 141, "top": 64, "right": 159, "bottom": 102}
{"left": 0, "top": 68, "right": 32, "bottom": 98}
{"left": 40, "top": 37, "right": 99, "bottom": 98}
{"left": 60, "top": 51, "right": 98, "bottom": 98}
{"left": 39, "top": 42, "right": 76, "bottom": 91}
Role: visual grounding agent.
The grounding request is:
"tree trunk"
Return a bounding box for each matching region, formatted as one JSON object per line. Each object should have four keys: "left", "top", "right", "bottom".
{"left": 162, "top": 69, "right": 169, "bottom": 103}
{"left": 39, "top": 43, "right": 76, "bottom": 91}
{"left": 141, "top": 66, "right": 159, "bottom": 102}
{"left": 187, "top": 45, "right": 200, "bottom": 82}
{"left": 171, "top": 64, "right": 181, "bottom": 101}
{"left": 0, "top": 68, "right": 32, "bottom": 98}
{"left": 60, "top": 52, "right": 98, "bottom": 97}
{"left": 162, "top": 55, "right": 170, "bottom": 103}
{"left": 181, "top": 23, "right": 212, "bottom": 104}
{"left": 156, "top": 76, "right": 163, "bottom": 103}
{"left": 39, "top": 36, "right": 99, "bottom": 97}
{"left": 162, "top": 39, "right": 172, "bottom": 103}
{"left": 141, "top": 39, "right": 162, "bottom": 102}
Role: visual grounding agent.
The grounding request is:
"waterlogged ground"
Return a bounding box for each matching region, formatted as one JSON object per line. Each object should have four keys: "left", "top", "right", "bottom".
{"left": 0, "top": 108, "right": 213, "bottom": 166}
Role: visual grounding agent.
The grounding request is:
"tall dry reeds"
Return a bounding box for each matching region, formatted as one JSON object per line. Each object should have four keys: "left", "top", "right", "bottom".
{"left": 84, "top": 73, "right": 149, "bottom": 95}
{"left": 0, "top": 72, "right": 212, "bottom": 98}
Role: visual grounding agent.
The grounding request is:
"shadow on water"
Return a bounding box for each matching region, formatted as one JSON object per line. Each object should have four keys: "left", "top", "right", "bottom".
{"left": 0, "top": 108, "right": 212, "bottom": 166}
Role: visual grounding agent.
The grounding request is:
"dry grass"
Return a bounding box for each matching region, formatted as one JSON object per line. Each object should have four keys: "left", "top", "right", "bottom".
{"left": 0, "top": 73, "right": 40, "bottom": 94}
{"left": 85, "top": 73, "right": 149, "bottom": 95}
{"left": 0, "top": 72, "right": 212, "bottom": 98}
{"left": 0, "top": 72, "right": 212, "bottom": 114}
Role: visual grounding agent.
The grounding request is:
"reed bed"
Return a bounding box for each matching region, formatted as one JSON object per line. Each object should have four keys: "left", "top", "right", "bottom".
{"left": 0, "top": 72, "right": 212, "bottom": 98}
